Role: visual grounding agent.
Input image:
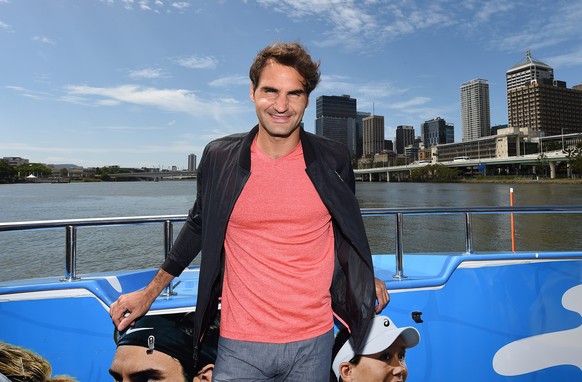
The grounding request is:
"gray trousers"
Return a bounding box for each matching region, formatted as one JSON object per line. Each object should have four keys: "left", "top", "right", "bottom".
{"left": 212, "top": 329, "right": 334, "bottom": 382}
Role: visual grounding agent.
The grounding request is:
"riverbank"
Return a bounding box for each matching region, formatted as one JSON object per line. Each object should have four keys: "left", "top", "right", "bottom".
{"left": 459, "top": 177, "right": 582, "bottom": 184}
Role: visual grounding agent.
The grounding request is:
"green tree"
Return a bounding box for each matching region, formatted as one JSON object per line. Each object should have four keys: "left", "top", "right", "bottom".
{"left": 564, "top": 142, "right": 582, "bottom": 178}
{"left": 0, "top": 162, "right": 17, "bottom": 182}
{"left": 411, "top": 164, "right": 459, "bottom": 182}
{"left": 536, "top": 153, "right": 549, "bottom": 177}
{"left": 544, "top": 141, "right": 562, "bottom": 152}
{"left": 15, "top": 163, "right": 53, "bottom": 178}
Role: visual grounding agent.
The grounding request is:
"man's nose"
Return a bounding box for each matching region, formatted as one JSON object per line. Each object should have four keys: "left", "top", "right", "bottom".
{"left": 273, "top": 94, "right": 289, "bottom": 112}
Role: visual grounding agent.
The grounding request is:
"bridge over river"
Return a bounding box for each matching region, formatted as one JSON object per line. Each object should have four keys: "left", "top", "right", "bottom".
{"left": 355, "top": 150, "right": 569, "bottom": 182}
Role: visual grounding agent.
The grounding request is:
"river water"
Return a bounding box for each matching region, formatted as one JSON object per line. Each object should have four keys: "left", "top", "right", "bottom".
{"left": 1, "top": 181, "right": 582, "bottom": 282}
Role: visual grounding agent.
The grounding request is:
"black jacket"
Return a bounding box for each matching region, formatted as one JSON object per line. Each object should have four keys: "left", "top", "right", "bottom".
{"left": 161, "top": 125, "right": 376, "bottom": 359}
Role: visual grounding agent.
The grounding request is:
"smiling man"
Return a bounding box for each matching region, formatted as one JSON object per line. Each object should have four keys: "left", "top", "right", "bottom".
{"left": 110, "top": 42, "right": 389, "bottom": 381}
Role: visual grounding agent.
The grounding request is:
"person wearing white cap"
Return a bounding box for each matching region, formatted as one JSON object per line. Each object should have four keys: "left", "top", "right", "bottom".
{"left": 331, "top": 316, "right": 420, "bottom": 382}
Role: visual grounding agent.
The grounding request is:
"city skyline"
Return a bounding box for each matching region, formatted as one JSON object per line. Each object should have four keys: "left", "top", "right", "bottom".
{"left": 1, "top": 1, "right": 581, "bottom": 168}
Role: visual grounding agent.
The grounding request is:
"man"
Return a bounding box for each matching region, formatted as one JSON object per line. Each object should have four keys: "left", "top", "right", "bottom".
{"left": 109, "top": 313, "right": 217, "bottom": 382}
{"left": 331, "top": 316, "right": 420, "bottom": 382}
{"left": 110, "top": 41, "right": 388, "bottom": 381}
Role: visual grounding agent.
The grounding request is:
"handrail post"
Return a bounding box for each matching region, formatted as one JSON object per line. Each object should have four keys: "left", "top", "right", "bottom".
{"left": 161, "top": 220, "right": 177, "bottom": 296}
{"left": 61, "top": 225, "right": 79, "bottom": 281}
{"left": 393, "top": 213, "right": 406, "bottom": 279}
{"left": 465, "top": 212, "right": 474, "bottom": 254}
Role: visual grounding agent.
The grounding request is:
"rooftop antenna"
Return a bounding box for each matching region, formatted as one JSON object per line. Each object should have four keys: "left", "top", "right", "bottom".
{"left": 373, "top": 102, "right": 375, "bottom": 116}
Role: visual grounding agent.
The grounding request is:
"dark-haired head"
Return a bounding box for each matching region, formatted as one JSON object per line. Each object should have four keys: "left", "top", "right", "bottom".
{"left": 249, "top": 42, "right": 320, "bottom": 96}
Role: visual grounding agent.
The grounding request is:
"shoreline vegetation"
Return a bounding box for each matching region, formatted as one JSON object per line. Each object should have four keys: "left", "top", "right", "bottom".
{"left": 3, "top": 176, "right": 582, "bottom": 185}
{"left": 2, "top": 163, "right": 582, "bottom": 184}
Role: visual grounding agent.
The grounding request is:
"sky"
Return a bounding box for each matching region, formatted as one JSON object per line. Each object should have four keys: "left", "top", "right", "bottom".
{"left": 1, "top": 0, "right": 581, "bottom": 169}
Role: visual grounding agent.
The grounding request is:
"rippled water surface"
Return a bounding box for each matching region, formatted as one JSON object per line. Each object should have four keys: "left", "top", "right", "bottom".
{"left": 2, "top": 181, "right": 582, "bottom": 281}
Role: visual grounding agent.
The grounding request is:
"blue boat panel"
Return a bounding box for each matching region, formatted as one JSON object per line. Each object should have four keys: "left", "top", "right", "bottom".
{"left": 0, "top": 267, "right": 202, "bottom": 381}
{"left": 0, "top": 296, "right": 114, "bottom": 381}
{"left": 2, "top": 254, "right": 581, "bottom": 381}
{"left": 378, "top": 258, "right": 582, "bottom": 381}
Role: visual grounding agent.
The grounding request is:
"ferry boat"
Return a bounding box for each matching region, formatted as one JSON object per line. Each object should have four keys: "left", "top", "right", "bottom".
{"left": 1, "top": 206, "right": 581, "bottom": 381}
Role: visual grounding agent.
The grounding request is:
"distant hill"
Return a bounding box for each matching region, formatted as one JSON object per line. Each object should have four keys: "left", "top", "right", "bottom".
{"left": 50, "top": 164, "right": 82, "bottom": 170}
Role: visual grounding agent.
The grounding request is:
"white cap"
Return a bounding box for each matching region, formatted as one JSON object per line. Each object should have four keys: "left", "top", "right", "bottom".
{"left": 332, "top": 316, "right": 420, "bottom": 380}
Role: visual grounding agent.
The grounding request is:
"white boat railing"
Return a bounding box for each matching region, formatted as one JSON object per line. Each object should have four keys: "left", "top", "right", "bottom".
{"left": 1, "top": 206, "right": 582, "bottom": 284}
{"left": 0, "top": 215, "right": 185, "bottom": 294}
{"left": 361, "top": 205, "right": 582, "bottom": 278}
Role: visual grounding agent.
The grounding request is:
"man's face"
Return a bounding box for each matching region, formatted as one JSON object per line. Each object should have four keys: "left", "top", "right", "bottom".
{"left": 109, "top": 345, "right": 186, "bottom": 382}
{"left": 344, "top": 337, "right": 409, "bottom": 382}
{"left": 250, "top": 59, "right": 309, "bottom": 140}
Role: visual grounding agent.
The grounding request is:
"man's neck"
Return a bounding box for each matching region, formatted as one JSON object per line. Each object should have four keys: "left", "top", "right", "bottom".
{"left": 255, "top": 127, "right": 301, "bottom": 159}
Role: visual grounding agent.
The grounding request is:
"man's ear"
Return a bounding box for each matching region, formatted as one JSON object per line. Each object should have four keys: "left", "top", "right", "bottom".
{"left": 196, "top": 364, "right": 214, "bottom": 382}
{"left": 339, "top": 361, "right": 352, "bottom": 380}
{"left": 250, "top": 83, "right": 255, "bottom": 103}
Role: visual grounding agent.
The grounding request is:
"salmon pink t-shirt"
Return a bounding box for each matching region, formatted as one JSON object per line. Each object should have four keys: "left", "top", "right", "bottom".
{"left": 220, "top": 139, "right": 335, "bottom": 343}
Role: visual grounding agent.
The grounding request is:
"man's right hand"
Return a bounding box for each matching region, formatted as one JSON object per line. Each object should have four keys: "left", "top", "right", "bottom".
{"left": 110, "top": 289, "right": 154, "bottom": 332}
{"left": 109, "top": 268, "right": 175, "bottom": 331}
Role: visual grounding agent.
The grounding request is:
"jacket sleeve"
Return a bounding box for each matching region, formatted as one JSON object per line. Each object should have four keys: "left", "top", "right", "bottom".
{"left": 160, "top": 148, "right": 207, "bottom": 276}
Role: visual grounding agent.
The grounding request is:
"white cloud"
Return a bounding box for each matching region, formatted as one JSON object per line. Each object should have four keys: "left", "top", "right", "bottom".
{"left": 129, "top": 68, "right": 167, "bottom": 79}
{"left": 62, "top": 84, "right": 250, "bottom": 132}
{"left": 92, "top": 124, "right": 164, "bottom": 131}
{"left": 101, "top": 0, "right": 190, "bottom": 12}
{"left": 495, "top": 1, "right": 582, "bottom": 52}
{"left": 387, "top": 97, "right": 431, "bottom": 110}
{"left": 6, "top": 85, "right": 52, "bottom": 100}
{"left": 65, "top": 84, "right": 209, "bottom": 114}
{"left": 209, "top": 75, "right": 249, "bottom": 88}
{"left": 472, "top": 0, "right": 516, "bottom": 25}
{"left": 33, "top": 35, "right": 56, "bottom": 44}
{"left": 0, "top": 21, "right": 13, "bottom": 31}
{"left": 174, "top": 55, "right": 218, "bottom": 69}
{"left": 318, "top": 74, "right": 406, "bottom": 101}
{"left": 171, "top": 2, "right": 190, "bottom": 10}
{"left": 545, "top": 49, "right": 582, "bottom": 69}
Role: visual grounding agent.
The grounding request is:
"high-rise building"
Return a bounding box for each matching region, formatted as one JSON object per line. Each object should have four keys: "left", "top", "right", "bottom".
{"left": 356, "top": 112, "right": 371, "bottom": 158}
{"left": 506, "top": 51, "right": 582, "bottom": 136}
{"left": 460, "top": 79, "right": 490, "bottom": 141}
{"left": 395, "top": 125, "right": 415, "bottom": 154}
{"left": 362, "top": 115, "right": 385, "bottom": 156}
{"left": 187, "top": 153, "right": 197, "bottom": 172}
{"left": 315, "top": 95, "right": 357, "bottom": 156}
{"left": 422, "top": 117, "right": 454, "bottom": 148}
{"left": 506, "top": 50, "right": 553, "bottom": 92}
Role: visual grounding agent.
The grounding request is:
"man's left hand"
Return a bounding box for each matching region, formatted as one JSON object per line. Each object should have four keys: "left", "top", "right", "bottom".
{"left": 374, "top": 277, "right": 390, "bottom": 313}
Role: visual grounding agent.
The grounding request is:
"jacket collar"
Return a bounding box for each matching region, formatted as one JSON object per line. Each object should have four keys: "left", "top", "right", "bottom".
{"left": 239, "top": 124, "right": 317, "bottom": 172}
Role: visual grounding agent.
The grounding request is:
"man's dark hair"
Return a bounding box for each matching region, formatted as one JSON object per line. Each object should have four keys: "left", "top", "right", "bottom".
{"left": 249, "top": 42, "right": 321, "bottom": 95}
{"left": 330, "top": 326, "right": 361, "bottom": 382}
